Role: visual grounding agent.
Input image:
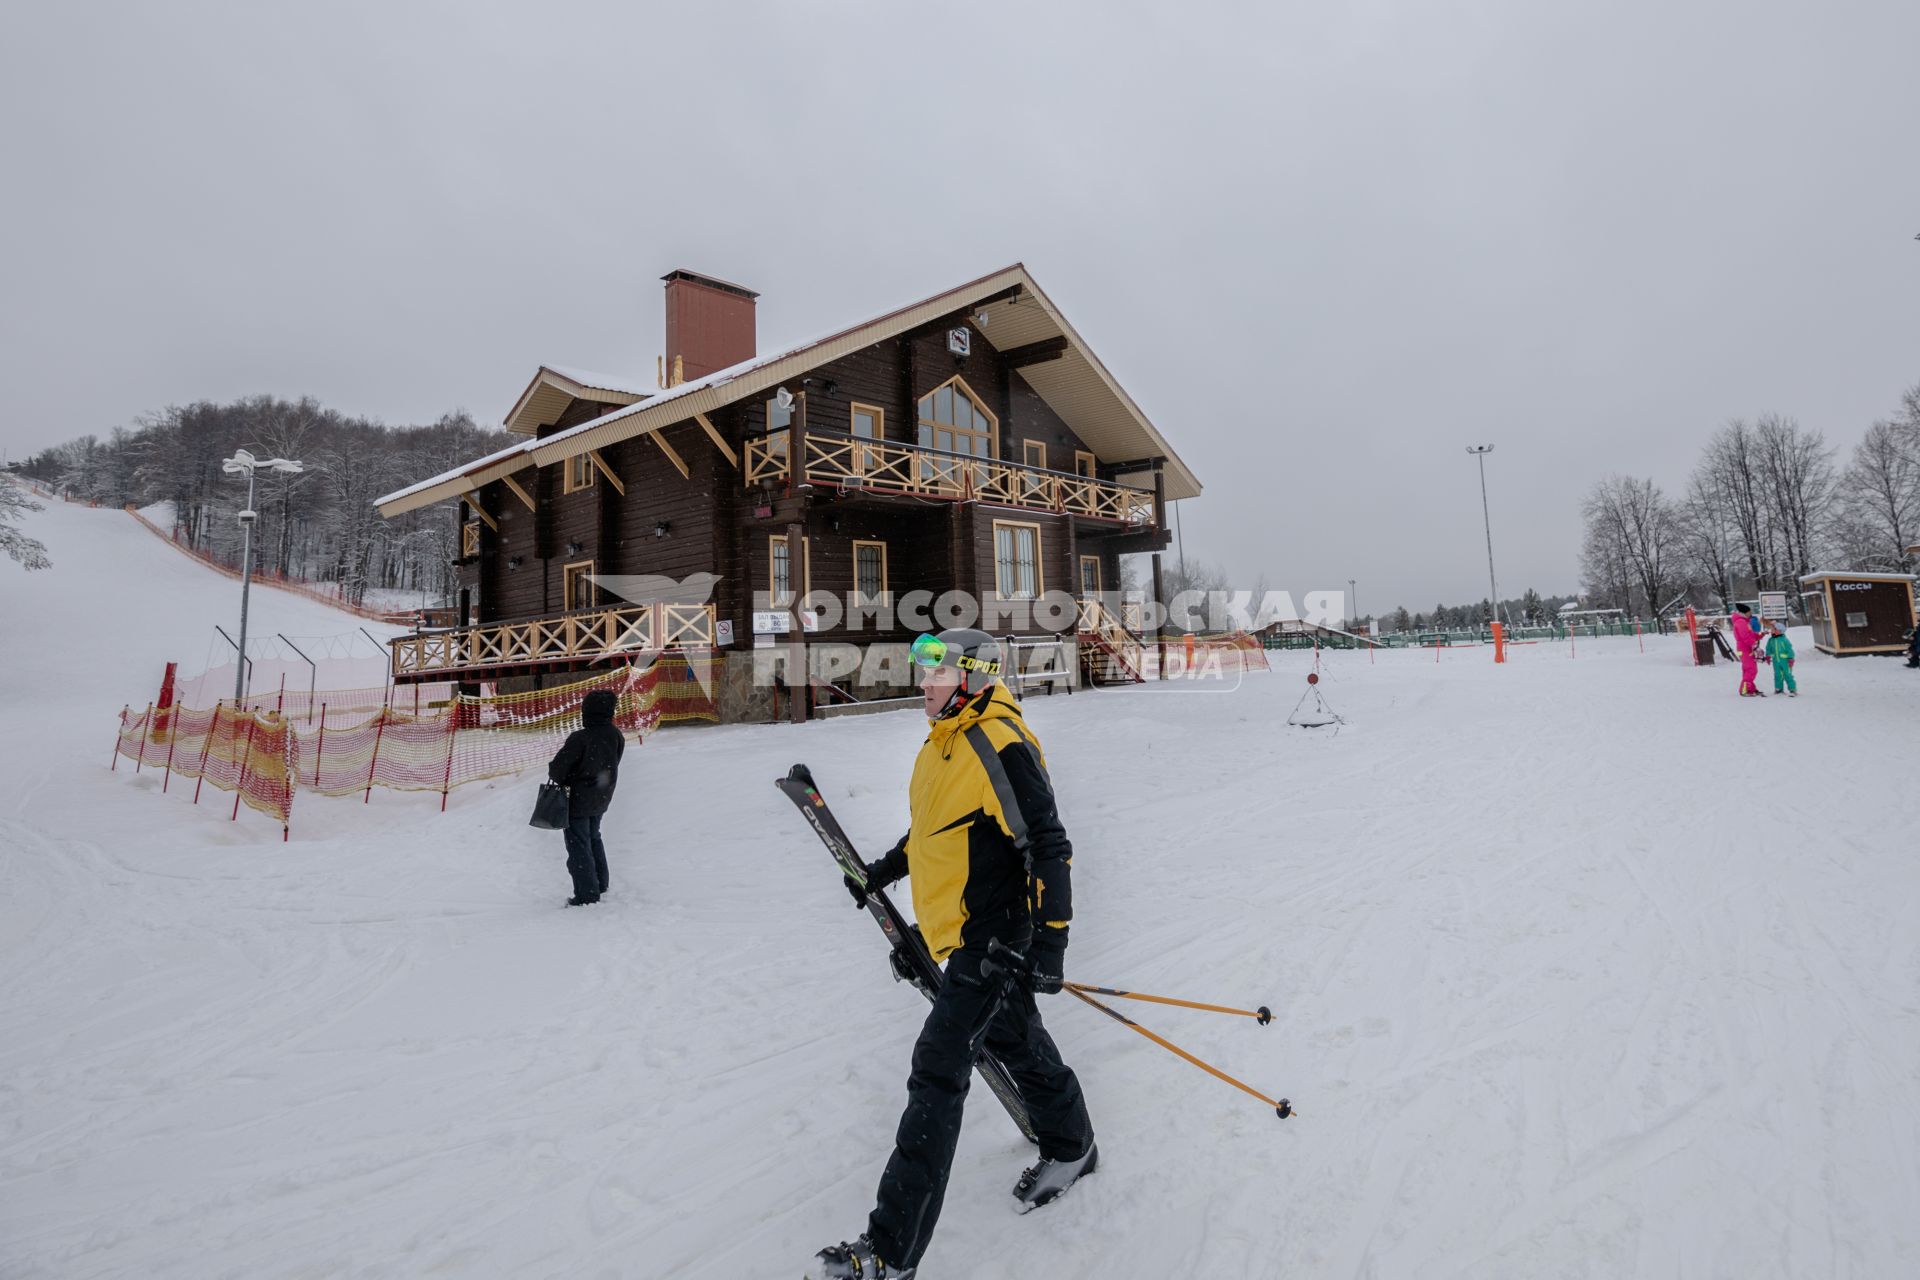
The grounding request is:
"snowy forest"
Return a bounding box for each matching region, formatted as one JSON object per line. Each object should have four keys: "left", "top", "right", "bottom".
{"left": 1578, "top": 384, "right": 1920, "bottom": 616}
{"left": 10, "top": 397, "right": 508, "bottom": 606}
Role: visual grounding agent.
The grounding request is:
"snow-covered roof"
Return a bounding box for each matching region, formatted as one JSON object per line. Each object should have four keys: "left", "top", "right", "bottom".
{"left": 374, "top": 437, "right": 536, "bottom": 509}
{"left": 542, "top": 365, "right": 654, "bottom": 397}
{"left": 1798, "top": 570, "right": 1916, "bottom": 584}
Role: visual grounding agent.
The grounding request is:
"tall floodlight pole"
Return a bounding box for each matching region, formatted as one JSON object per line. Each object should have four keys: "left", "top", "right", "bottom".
{"left": 1466, "top": 445, "right": 1499, "bottom": 627}
{"left": 1349, "top": 578, "right": 1357, "bottom": 630}
{"left": 223, "top": 450, "right": 305, "bottom": 703}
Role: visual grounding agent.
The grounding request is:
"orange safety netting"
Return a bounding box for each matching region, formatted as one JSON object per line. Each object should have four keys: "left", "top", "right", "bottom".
{"left": 115, "top": 702, "right": 296, "bottom": 833}
{"left": 114, "top": 655, "right": 720, "bottom": 832}
{"left": 1189, "top": 631, "right": 1272, "bottom": 673}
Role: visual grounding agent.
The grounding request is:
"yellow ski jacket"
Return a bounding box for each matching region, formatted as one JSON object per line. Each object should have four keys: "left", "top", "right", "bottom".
{"left": 871, "top": 684, "right": 1075, "bottom": 961}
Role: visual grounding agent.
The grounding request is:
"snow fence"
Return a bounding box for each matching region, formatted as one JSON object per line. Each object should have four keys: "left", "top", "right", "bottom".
{"left": 112, "top": 657, "right": 719, "bottom": 837}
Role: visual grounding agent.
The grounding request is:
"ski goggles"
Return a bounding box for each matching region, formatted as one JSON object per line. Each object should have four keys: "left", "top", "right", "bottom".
{"left": 909, "top": 633, "right": 1001, "bottom": 676}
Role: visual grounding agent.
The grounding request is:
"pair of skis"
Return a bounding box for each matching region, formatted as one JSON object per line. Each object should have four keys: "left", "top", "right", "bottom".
{"left": 776, "top": 763, "right": 1040, "bottom": 1145}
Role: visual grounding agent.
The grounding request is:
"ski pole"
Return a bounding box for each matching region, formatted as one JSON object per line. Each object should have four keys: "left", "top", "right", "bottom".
{"left": 1065, "top": 983, "right": 1272, "bottom": 1024}
{"left": 1069, "top": 986, "right": 1294, "bottom": 1120}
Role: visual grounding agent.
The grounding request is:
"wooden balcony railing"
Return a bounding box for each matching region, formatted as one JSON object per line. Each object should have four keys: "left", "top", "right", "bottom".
{"left": 391, "top": 601, "right": 716, "bottom": 679}
{"left": 747, "top": 429, "right": 1155, "bottom": 526}
{"left": 745, "top": 429, "right": 791, "bottom": 485}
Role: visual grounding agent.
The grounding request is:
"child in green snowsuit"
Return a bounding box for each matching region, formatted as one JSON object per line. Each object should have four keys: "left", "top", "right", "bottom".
{"left": 1763, "top": 623, "right": 1797, "bottom": 696}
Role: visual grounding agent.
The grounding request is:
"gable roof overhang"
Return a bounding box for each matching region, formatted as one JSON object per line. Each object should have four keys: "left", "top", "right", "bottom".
{"left": 376, "top": 264, "right": 1200, "bottom": 518}
{"left": 503, "top": 365, "right": 651, "bottom": 435}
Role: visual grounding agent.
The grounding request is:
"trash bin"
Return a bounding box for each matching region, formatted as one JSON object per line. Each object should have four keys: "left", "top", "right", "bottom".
{"left": 1693, "top": 635, "right": 1716, "bottom": 665}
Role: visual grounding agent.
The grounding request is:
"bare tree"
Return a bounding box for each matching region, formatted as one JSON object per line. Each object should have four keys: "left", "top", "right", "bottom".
{"left": 1750, "top": 413, "right": 1835, "bottom": 583}
{"left": 1581, "top": 475, "right": 1676, "bottom": 615}
{"left": 1833, "top": 391, "right": 1919, "bottom": 572}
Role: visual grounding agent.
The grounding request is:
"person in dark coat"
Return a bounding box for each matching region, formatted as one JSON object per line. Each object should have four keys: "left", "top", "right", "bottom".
{"left": 547, "top": 689, "right": 624, "bottom": 906}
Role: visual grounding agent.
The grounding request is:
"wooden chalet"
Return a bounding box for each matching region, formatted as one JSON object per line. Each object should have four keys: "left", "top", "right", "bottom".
{"left": 374, "top": 265, "right": 1201, "bottom": 720}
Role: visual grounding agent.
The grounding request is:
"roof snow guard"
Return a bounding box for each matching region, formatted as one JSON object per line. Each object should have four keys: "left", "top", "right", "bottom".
{"left": 375, "top": 265, "right": 1201, "bottom": 518}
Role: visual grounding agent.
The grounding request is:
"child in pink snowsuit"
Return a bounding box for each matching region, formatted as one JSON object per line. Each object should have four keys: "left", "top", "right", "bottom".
{"left": 1730, "top": 603, "right": 1763, "bottom": 697}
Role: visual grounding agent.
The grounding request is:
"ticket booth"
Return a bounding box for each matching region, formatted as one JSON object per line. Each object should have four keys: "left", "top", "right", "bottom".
{"left": 1799, "top": 571, "right": 1917, "bottom": 656}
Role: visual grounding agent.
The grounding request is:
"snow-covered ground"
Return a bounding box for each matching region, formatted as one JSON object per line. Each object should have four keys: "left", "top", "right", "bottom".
{"left": 3, "top": 491, "right": 1917, "bottom": 1279}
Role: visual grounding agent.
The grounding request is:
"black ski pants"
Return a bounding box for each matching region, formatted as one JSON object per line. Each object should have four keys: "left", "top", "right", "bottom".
{"left": 563, "top": 814, "right": 608, "bottom": 900}
{"left": 867, "top": 938, "right": 1094, "bottom": 1269}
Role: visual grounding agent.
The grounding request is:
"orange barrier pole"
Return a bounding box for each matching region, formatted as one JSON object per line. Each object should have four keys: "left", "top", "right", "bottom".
{"left": 363, "top": 708, "right": 387, "bottom": 804}
{"left": 1492, "top": 622, "right": 1506, "bottom": 664}
{"left": 193, "top": 702, "right": 221, "bottom": 804}
{"left": 1686, "top": 607, "right": 1699, "bottom": 666}
{"left": 231, "top": 714, "right": 259, "bottom": 823}
{"left": 134, "top": 702, "right": 154, "bottom": 773}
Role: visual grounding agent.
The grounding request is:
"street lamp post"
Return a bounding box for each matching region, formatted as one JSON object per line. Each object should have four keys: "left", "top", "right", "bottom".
{"left": 1466, "top": 445, "right": 1500, "bottom": 628}
{"left": 1349, "top": 578, "right": 1358, "bottom": 631}
{"left": 223, "top": 450, "right": 304, "bottom": 703}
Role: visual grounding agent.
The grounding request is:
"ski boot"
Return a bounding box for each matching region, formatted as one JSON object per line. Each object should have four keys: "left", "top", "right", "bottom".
{"left": 806, "top": 1234, "right": 914, "bottom": 1279}
{"left": 1012, "top": 1143, "right": 1098, "bottom": 1213}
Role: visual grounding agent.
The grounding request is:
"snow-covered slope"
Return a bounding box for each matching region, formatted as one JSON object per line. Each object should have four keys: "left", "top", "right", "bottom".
{"left": 3, "top": 493, "right": 1917, "bottom": 1278}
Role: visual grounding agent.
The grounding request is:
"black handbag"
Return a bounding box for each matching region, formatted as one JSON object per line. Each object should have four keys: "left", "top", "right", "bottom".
{"left": 529, "top": 782, "right": 570, "bottom": 830}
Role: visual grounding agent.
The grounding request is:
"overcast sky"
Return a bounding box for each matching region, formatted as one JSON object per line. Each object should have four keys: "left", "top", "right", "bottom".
{"left": 3, "top": 0, "right": 1916, "bottom": 614}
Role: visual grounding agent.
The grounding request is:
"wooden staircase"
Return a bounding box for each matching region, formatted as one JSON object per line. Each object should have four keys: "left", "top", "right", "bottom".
{"left": 1077, "top": 599, "right": 1147, "bottom": 685}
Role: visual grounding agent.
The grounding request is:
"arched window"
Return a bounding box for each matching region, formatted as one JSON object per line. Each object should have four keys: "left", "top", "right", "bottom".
{"left": 916, "top": 376, "right": 997, "bottom": 460}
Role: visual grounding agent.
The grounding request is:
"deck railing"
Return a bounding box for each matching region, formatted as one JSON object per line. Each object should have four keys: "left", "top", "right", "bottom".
{"left": 749, "top": 429, "right": 1155, "bottom": 526}
{"left": 391, "top": 601, "right": 716, "bottom": 679}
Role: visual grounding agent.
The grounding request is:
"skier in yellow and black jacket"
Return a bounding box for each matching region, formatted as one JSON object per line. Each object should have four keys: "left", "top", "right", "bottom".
{"left": 808, "top": 628, "right": 1096, "bottom": 1280}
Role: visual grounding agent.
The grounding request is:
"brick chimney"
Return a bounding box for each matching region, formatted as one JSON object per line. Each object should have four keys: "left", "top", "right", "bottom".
{"left": 662, "top": 269, "right": 758, "bottom": 382}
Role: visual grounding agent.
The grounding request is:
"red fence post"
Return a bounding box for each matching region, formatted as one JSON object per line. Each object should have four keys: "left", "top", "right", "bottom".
{"left": 231, "top": 714, "right": 259, "bottom": 823}
{"left": 194, "top": 702, "right": 222, "bottom": 805}
{"left": 364, "top": 708, "right": 388, "bottom": 804}
{"left": 314, "top": 703, "right": 327, "bottom": 788}
{"left": 161, "top": 712, "right": 180, "bottom": 793}
{"left": 112, "top": 705, "right": 128, "bottom": 770}
{"left": 439, "top": 693, "right": 460, "bottom": 813}
{"left": 134, "top": 702, "right": 155, "bottom": 773}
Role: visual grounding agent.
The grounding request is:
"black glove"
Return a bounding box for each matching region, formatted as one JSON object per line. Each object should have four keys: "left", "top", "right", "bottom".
{"left": 1026, "top": 930, "right": 1066, "bottom": 995}
{"left": 845, "top": 854, "right": 904, "bottom": 907}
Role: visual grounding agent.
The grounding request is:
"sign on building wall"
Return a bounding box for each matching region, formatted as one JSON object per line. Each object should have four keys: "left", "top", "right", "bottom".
{"left": 1758, "top": 591, "right": 1788, "bottom": 620}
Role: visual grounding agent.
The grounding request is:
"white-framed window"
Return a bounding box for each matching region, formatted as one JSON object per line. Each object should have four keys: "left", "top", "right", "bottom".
{"left": 993, "top": 520, "right": 1042, "bottom": 599}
